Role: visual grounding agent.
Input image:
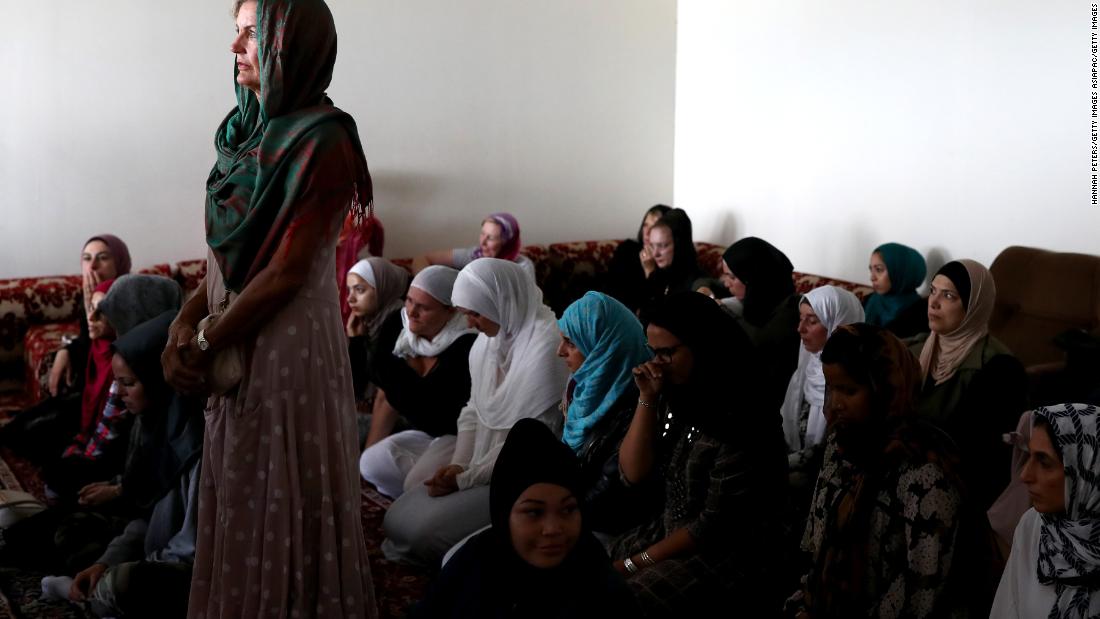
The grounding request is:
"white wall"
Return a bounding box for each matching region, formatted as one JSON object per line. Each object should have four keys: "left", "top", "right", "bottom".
{"left": 0, "top": 0, "right": 676, "bottom": 278}
{"left": 675, "top": 0, "right": 1098, "bottom": 284}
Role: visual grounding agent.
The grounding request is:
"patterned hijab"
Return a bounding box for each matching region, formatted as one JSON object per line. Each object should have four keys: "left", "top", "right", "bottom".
{"left": 1034, "top": 403, "right": 1100, "bottom": 618}
{"left": 806, "top": 323, "right": 957, "bottom": 615}
{"left": 472, "top": 212, "right": 523, "bottom": 262}
{"left": 864, "top": 243, "right": 926, "bottom": 328}
{"left": 558, "top": 292, "right": 651, "bottom": 454}
{"left": 722, "top": 237, "right": 796, "bottom": 327}
{"left": 918, "top": 259, "right": 996, "bottom": 385}
{"left": 779, "top": 286, "right": 865, "bottom": 453}
{"left": 206, "top": 0, "right": 372, "bottom": 293}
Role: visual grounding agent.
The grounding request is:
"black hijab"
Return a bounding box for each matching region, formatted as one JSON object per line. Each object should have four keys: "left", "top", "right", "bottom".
{"left": 653, "top": 208, "right": 699, "bottom": 277}
{"left": 412, "top": 418, "right": 633, "bottom": 618}
{"left": 646, "top": 292, "right": 770, "bottom": 446}
{"left": 112, "top": 311, "right": 204, "bottom": 510}
{"left": 722, "top": 237, "right": 796, "bottom": 327}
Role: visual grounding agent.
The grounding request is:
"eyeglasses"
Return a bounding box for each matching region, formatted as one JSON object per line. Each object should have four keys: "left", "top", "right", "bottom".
{"left": 648, "top": 343, "right": 684, "bottom": 362}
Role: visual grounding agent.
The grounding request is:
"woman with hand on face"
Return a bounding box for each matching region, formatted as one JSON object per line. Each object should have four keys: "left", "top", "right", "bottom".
{"left": 909, "top": 260, "right": 1027, "bottom": 511}
{"left": 409, "top": 418, "right": 639, "bottom": 618}
{"left": 556, "top": 292, "right": 654, "bottom": 534}
{"left": 604, "top": 204, "right": 672, "bottom": 312}
{"left": 381, "top": 258, "right": 570, "bottom": 567}
{"left": 991, "top": 403, "right": 1100, "bottom": 618}
{"left": 49, "top": 235, "right": 132, "bottom": 399}
{"left": 161, "top": 0, "right": 376, "bottom": 615}
{"left": 864, "top": 243, "right": 928, "bottom": 338}
{"left": 345, "top": 257, "right": 410, "bottom": 401}
{"left": 412, "top": 212, "right": 536, "bottom": 280}
{"left": 610, "top": 292, "right": 788, "bottom": 618}
{"left": 358, "top": 265, "right": 477, "bottom": 499}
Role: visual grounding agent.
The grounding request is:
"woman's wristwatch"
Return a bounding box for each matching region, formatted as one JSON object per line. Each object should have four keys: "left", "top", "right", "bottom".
{"left": 196, "top": 329, "right": 211, "bottom": 352}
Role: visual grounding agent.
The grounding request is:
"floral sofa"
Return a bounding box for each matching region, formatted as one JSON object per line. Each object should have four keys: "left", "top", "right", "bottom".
{"left": 0, "top": 243, "right": 870, "bottom": 413}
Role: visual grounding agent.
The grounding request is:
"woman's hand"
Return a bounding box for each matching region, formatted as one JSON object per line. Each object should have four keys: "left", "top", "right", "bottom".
{"left": 81, "top": 268, "right": 100, "bottom": 317}
{"left": 632, "top": 360, "right": 665, "bottom": 402}
{"left": 346, "top": 313, "right": 367, "bottom": 338}
{"left": 424, "top": 464, "right": 464, "bottom": 497}
{"left": 48, "top": 349, "right": 73, "bottom": 397}
{"left": 162, "top": 320, "right": 207, "bottom": 396}
{"left": 77, "top": 482, "right": 121, "bottom": 506}
{"left": 639, "top": 246, "right": 657, "bottom": 278}
{"left": 69, "top": 563, "right": 108, "bottom": 601}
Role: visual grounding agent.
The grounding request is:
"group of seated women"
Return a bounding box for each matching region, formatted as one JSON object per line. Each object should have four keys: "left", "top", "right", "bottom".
{"left": 4, "top": 205, "right": 1095, "bottom": 618}
{"left": 325, "top": 204, "right": 1095, "bottom": 618}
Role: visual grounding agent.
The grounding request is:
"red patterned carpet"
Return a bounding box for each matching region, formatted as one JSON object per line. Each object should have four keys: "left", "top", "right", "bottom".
{"left": 0, "top": 445, "right": 430, "bottom": 619}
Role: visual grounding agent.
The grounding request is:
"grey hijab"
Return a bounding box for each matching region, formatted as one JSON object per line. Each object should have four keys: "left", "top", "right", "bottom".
{"left": 97, "top": 274, "right": 184, "bottom": 337}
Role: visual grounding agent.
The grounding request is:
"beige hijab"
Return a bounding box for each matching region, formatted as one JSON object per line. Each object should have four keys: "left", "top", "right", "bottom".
{"left": 918, "top": 259, "right": 996, "bottom": 385}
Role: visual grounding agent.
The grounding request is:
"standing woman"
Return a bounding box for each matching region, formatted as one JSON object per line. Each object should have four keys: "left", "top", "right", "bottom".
{"left": 864, "top": 242, "right": 928, "bottom": 338}
{"left": 162, "top": 1, "right": 376, "bottom": 616}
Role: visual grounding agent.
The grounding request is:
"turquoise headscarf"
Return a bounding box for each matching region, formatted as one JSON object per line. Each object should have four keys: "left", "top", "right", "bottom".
{"left": 863, "top": 243, "right": 926, "bottom": 327}
{"left": 558, "top": 292, "right": 652, "bottom": 453}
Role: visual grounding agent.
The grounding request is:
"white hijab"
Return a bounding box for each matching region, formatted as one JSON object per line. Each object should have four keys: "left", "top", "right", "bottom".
{"left": 779, "top": 285, "right": 865, "bottom": 452}
{"left": 451, "top": 258, "right": 569, "bottom": 430}
{"left": 392, "top": 266, "right": 478, "bottom": 359}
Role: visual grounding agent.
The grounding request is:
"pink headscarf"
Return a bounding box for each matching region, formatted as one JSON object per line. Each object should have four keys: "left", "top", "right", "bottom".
{"left": 472, "top": 212, "right": 522, "bottom": 262}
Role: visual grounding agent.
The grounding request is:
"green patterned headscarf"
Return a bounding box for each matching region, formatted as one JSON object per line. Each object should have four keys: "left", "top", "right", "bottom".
{"left": 206, "top": 0, "right": 371, "bottom": 292}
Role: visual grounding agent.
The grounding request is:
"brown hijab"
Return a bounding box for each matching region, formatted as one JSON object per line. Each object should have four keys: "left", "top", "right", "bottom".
{"left": 918, "top": 259, "right": 996, "bottom": 385}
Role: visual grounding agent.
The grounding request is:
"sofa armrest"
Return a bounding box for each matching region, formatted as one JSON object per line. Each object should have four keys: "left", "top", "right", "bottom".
{"left": 23, "top": 322, "right": 80, "bottom": 405}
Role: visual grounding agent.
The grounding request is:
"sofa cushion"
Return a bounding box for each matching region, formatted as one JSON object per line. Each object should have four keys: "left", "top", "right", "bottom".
{"left": 990, "top": 246, "right": 1100, "bottom": 367}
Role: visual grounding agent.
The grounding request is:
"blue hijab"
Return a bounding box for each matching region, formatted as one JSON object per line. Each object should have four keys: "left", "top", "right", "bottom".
{"left": 558, "top": 292, "right": 652, "bottom": 453}
{"left": 863, "top": 243, "right": 926, "bottom": 327}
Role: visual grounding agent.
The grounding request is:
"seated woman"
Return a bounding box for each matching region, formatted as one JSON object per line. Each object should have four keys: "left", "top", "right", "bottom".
{"left": 49, "top": 234, "right": 133, "bottom": 398}
{"left": 991, "top": 403, "right": 1100, "bottom": 618}
{"left": 381, "top": 258, "right": 570, "bottom": 566}
{"left": 719, "top": 236, "right": 801, "bottom": 411}
{"left": 557, "top": 291, "right": 653, "bottom": 534}
{"left": 57, "top": 311, "right": 202, "bottom": 619}
{"left": 609, "top": 292, "right": 788, "bottom": 618}
{"left": 359, "top": 265, "right": 478, "bottom": 499}
{"left": 791, "top": 323, "right": 968, "bottom": 618}
{"left": 637, "top": 209, "right": 702, "bottom": 318}
{"left": 604, "top": 204, "right": 672, "bottom": 312}
{"left": 412, "top": 212, "right": 535, "bottom": 280}
{"left": 345, "top": 257, "right": 410, "bottom": 401}
{"left": 409, "top": 418, "right": 640, "bottom": 618}
{"left": 43, "top": 275, "right": 184, "bottom": 501}
{"left": 909, "top": 259, "right": 1027, "bottom": 510}
{"left": 0, "top": 311, "right": 202, "bottom": 581}
{"left": 864, "top": 242, "right": 928, "bottom": 338}
{"left": 780, "top": 286, "right": 864, "bottom": 489}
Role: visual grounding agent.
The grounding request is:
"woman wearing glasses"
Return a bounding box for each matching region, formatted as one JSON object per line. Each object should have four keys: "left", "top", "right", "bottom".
{"left": 608, "top": 292, "right": 788, "bottom": 617}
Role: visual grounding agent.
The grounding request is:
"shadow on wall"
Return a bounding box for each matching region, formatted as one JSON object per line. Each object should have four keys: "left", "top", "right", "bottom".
{"left": 925, "top": 247, "right": 952, "bottom": 286}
